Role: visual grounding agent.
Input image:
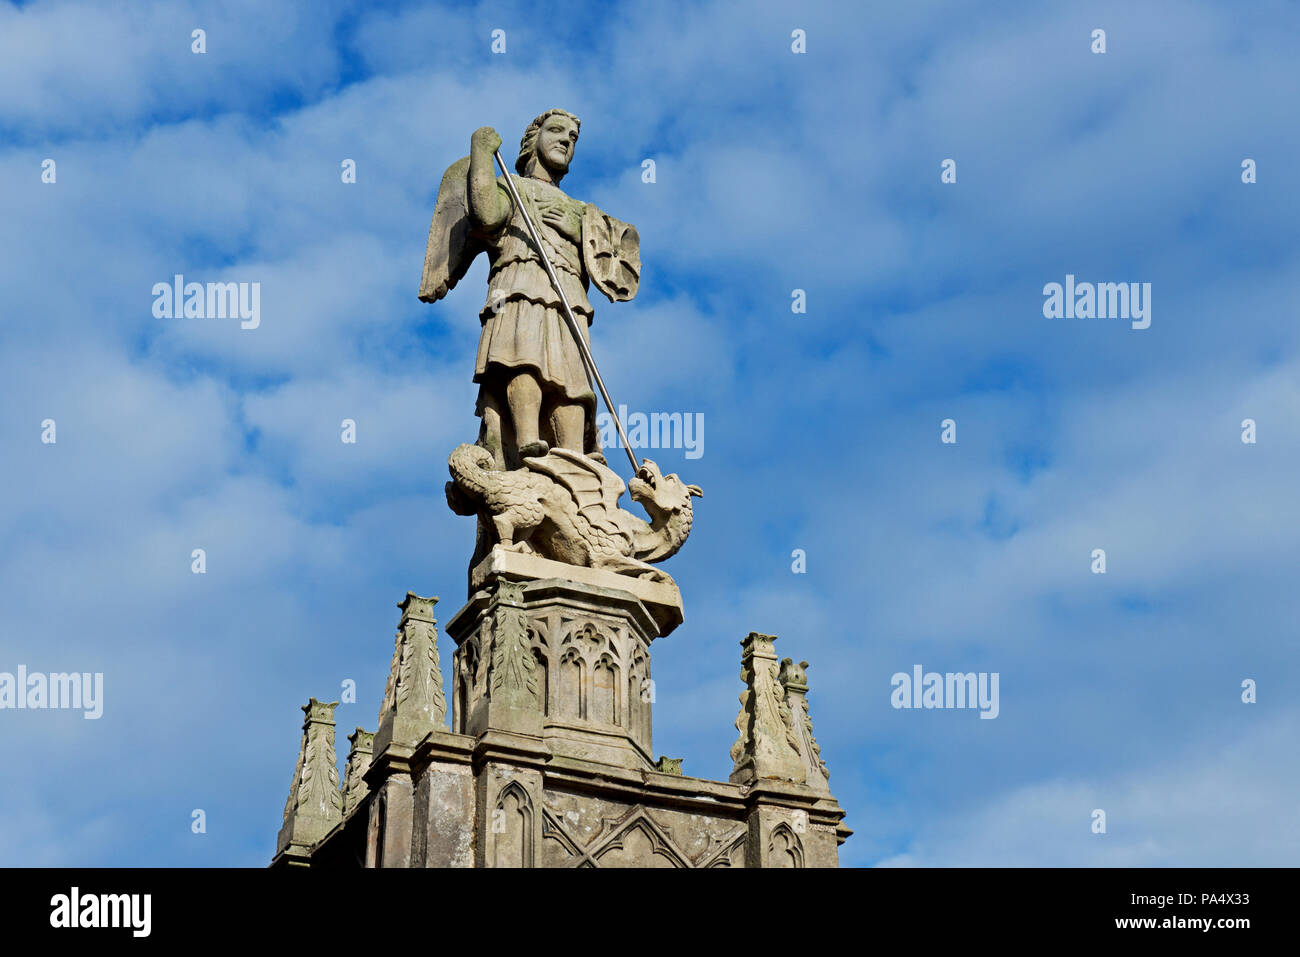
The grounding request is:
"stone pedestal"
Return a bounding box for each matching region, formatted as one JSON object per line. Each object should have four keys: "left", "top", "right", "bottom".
{"left": 272, "top": 560, "right": 851, "bottom": 868}
{"left": 469, "top": 546, "right": 685, "bottom": 636}
{"left": 447, "top": 553, "right": 672, "bottom": 772}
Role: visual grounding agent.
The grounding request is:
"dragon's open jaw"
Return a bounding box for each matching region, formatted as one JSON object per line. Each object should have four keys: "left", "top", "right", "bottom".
{"left": 630, "top": 460, "right": 661, "bottom": 503}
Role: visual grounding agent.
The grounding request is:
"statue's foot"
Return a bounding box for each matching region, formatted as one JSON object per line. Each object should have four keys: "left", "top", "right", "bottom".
{"left": 518, "top": 439, "right": 549, "bottom": 458}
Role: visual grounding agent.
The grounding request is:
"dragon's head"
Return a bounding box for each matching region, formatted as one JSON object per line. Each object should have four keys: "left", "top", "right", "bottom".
{"left": 628, "top": 458, "right": 702, "bottom": 520}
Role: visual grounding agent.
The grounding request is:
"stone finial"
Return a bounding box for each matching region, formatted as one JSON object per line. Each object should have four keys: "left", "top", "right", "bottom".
{"left": 342, "top": 727, "right": 375, "bottom": 814}
{"left": 654, "top": 756, "right": 683, "bottom": 776}
{"left": 779, "top": 658, "right": 830, "bottom": 792}
{"left": 277, "top": 698, "right": 344, "bottom": 854}
{"left": 375, "top": 593, "right": 446, "bottom": 753}
{"left": 729, "top": 633, "right": 806, "bottom": 785}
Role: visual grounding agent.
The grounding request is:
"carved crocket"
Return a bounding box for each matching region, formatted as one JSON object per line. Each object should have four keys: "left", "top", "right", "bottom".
{"left": 446, "top": 443, "right": 701, "bottom": 582}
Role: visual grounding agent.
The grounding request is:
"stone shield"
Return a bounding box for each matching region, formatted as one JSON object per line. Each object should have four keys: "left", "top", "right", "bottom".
{"left": 582, "top": 205, "right": 641, "bottom": 302}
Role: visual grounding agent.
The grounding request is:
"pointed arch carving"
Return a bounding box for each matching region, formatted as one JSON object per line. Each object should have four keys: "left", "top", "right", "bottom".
{"left": 592, "top": 652, "right": 621, "bottom": 726}
{"left": 492, "top": 781, "right": 535, "bottom": 868}
{"left": 767, "top": 822, "right": 804, "bottom": 868}
{"left": 587, "top": 807, "right": 691, "bottom": 868}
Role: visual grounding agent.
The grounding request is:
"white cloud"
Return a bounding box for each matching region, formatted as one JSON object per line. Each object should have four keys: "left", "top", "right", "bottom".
{"left": 2, "top": 0, "right": 1300, "bottom": 866}
{"left": 876, "top": 709, "right": 1300, "bottom": 866}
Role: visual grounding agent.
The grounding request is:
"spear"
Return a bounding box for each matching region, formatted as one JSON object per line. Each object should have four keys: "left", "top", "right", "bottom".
{"left": 493, "top": 148, "right": 641, "bottom": 475}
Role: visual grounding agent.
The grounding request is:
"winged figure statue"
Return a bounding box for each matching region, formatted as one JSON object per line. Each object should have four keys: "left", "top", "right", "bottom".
{"left": 419, "top": 108, "right": 640, "bottom": 470}
{"left": 420, "top": 110, "right": 698, "bottom": 584}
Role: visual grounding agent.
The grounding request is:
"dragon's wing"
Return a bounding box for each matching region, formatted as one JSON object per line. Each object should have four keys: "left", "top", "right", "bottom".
{"left": 524, "top": 448, "right": 626, "bottom": 538}
{"left": 418, "top": 156, "right": 485, "bottom": 303}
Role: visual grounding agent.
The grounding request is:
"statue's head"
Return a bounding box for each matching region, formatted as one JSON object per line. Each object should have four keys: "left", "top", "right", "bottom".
{"left": 628, "top": 458, "right": 703, "bottom": 519}
{"left": 516, "top": 108, "right": 581, "bottom": 180}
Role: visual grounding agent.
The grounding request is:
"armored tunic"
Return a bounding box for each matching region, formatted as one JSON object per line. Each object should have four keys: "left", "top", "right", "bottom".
{"left": 474, "top": 176, "right": 595, "bottom": 409}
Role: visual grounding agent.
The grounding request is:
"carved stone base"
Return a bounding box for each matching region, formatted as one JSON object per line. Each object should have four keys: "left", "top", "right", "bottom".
{"left": 447, "top": 567, "right": 664, "bottom": 771}
{"left": 469, "top": 545, "right": 685, "bottom": 636}
{"left": 273, "top": 576, "right": 851, "bottom": 868}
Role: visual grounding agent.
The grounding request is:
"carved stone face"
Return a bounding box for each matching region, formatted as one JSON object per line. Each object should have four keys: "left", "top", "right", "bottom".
{"left": 628, "top": 458, "right": 703, "bottom": 517}
{"left": 535, "top": 114, "right": 578, "bottom": 176}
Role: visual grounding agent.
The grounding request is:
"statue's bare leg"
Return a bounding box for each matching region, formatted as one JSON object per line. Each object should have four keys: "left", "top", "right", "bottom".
{"left": 551, "top": 402, "right": 585, "bottom": 453}
{"left": 507, "top": 372, "right": 548, "bottom": 458}
{"left": 478, "top": 390, "right": 506, "bottom": 470}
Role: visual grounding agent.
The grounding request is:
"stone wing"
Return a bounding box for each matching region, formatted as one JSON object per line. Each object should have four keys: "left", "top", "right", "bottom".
{"left": 582, "top": 205, "right": 641, "bottom": 303}
{"left": 523, "top": 448, "right": 627, "bottom": 539}
{"left": 418, "top": 156, "right": 485, "bottom": 303}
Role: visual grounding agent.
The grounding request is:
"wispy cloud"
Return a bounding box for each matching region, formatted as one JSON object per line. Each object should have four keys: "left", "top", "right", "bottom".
{"left": 2, "top": 0, "right": 1297, "bottom": 866}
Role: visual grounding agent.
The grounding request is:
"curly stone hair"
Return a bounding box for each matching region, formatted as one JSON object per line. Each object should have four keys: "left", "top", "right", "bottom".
{"left": 515, "top": 108, "right": 581, "bottom": 175}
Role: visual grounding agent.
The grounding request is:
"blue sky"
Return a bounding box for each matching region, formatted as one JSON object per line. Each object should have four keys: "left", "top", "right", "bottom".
{"left": 2, "top": 0, "right": 1299, "bottom": 867}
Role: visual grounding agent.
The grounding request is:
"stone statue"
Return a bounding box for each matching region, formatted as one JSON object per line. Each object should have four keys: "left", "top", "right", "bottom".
{"left": 419, "top": 108, "right": 641, "bottom": 469}
{"left": 270, "top": 116, "right": 850, "bottom": 875}
{"left": 420, "top": 111, "right": 699, "bottom": 583}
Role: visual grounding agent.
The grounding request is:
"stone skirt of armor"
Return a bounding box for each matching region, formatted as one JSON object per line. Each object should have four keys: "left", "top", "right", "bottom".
{"left": 475, "top": 293, "right": 596, "bottom": 407}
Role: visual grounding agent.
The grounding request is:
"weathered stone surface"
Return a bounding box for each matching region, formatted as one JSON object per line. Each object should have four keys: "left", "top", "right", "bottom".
{"left": 540, "top": 789, "right": 746, "bottom": 868}
{"left": 729, "top": 633, "right": 806, "bottom": 786}
{"left": 414, "top": 755, "right": 475, "bottom": 868}
{"left": 780, "top": 657, "right": 831, "bottom": 794}
{"left": 448, "top": 574, "right": 659, "bottom": 770}
{"left": 277, "top": 587, "right": 850, "bottom": 868}
{"left": 470, "top": 544, "right": 684, "bottom": 635}
{"left": 341, "top": 727, "right": 374, "bottom": 815}
{"left": 366, "top": 763, "right": 415, "bottom": 868}
{"left": 419, "top": 110, "right": 640, "bottom": 468}
{"left": 478, "top": 763, "right": 545, "bottom": 868}
{"left": 653, "top": 756, "right": 683, "bottom": 775}
{"left": 421, "top": 114, "right": 701, "bottom": 588}
{"left": 269, "top": 115, "right": 849, "bottom": 869}
{"left": 276, "top": 698, "right": 343, "bottom": 862}
{"left": 741, "top": 782, "right": 846, "bottom": 869}
{"left": 373, "top": 592, "right": 446, "bottom": 757}
{"left": 447, "top": 444, "right": 701, "bottom": 589}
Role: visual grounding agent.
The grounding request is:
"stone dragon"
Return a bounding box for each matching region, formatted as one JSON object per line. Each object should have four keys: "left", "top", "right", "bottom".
{"left": 446, "top": 443, "right": 701, "bottom": 582}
